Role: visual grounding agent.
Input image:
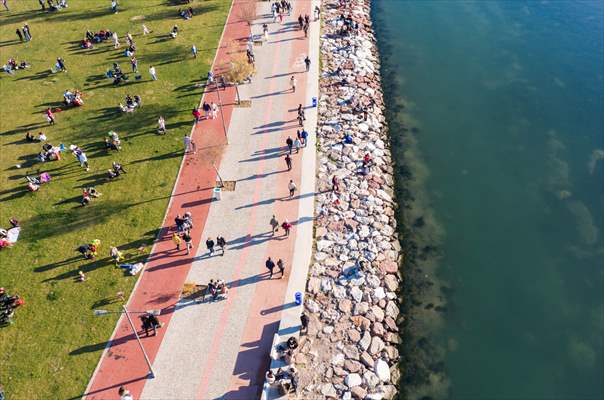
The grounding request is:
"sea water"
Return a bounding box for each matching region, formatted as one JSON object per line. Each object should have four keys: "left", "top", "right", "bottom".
{"left": 372, "top": 1, "right": 604, "bottom": 398}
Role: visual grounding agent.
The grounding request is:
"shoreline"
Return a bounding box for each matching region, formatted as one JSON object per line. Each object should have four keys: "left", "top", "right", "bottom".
{"left": 296, "top": 0, "right": 403, "bottom": 398}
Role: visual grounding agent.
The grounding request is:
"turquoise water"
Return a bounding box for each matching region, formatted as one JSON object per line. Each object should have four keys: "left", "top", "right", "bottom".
{"left": 373, "top": 1, "right": 604, "bottom": 399}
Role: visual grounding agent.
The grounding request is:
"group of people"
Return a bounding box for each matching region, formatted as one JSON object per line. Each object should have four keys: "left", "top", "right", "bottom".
{"left": 81, "top": 186, "right": 101, "bottom": 206}
{"left": 105, "top": 130, "right": 122, "bottom": 151}
{"left": 108, "top": 62, "right": 129, "bottom": 85}
{"left": 139, "top": 312, "right": 161, "bottom": 336}
{"left": 271, "top": 0, "right": 293, "bottom": 23}
{"left": 264, "top": 256, "right": 286, "bottom": 279}
{"left": 25, "top": 131, "right": 47, "bottom": 143}
{"left": 63, "top": 89, "right": 83, "bottom": 107}
{"left": 297, "top": 13, "right": 312, "bottom": 37}
{"left": 172, "top": 212, "right": 194, "bottom": 254}
{"left": 178, "top": 7, "right": 194, "bottom": 20}
{"left": 14, "top": 23, "right": 32, "bottom": 42}
{"left": 77, "top": 239, "right": 100, "bottom": 260}
{"left": 265, "top": 336, "right": 301, "bottom": 394}
{"left": 0, "top": 288, "right": 24, "bottom": 325}
{"left": 83, "top": 28, "right": 114, "bottom": 48}
{"left": 37, "top": 142, "right": 61, "bottom": 162}
{"left": 25, "top": 172, "right": 51, "bottom": 192}
{"left": 119, "top": 94, "right": 141, "bottom": 113}
{"left": 204, "top": 236, "right": 226, "bottom": 256}
{"left": 107, "top": 161, "right": 126, "bottom": 179}
{"left": 37, "top": 0, "right": 67, "bottom": 12}
{"left": 207, "top": 279, "right": 228, "bottom": 300}
{"left": 3, "top": 58, "right": 30, "bottom": 74}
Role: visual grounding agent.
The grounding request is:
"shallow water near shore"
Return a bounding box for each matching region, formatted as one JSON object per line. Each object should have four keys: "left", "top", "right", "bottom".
{"left": 373, "top": 0, "right": 604, "bottom": 398}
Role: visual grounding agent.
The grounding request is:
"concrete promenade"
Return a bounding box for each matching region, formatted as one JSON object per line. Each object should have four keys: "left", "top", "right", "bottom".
{"left": 84, "top": 0, "right": 320, "bottom": 399}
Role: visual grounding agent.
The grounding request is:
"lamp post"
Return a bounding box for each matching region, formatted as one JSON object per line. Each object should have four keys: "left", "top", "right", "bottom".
{"left": 94, "top": 306, "right": 160, "bottom": 379}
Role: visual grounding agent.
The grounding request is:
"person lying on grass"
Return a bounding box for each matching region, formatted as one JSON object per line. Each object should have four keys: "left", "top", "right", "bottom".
{"left": 81, "top": 186, "right": 101, "bottom": 206}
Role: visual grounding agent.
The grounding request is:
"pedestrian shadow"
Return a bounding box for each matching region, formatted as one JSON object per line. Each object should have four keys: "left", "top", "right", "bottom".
{"left": 237, "top": 170, "right": 283, "bottom": 183}
{"left": 250, "top": 89, "right": 289, "bottom": 99}
{"left": 180, "top": 197, "right": 215, "bottom": 208}
{"left": 264, "top": 71, "right": 305, "bottom": 80}
{"left": 221, "top": 321, "right": 279, "bottom": 399}
{"left": 227, "top": 272, "right": 271, "bottom": 289}
{"left": 67, "top": 374, "right": 148, "bottom": 400}
{"left": 239, "top": 151, "right": 285, "bottom": 163}
{"left": 227, "top": 232, "right": 286, "bottom": 251}
{"left": 251, "top": 124, "right": 299, "bottom": 135}
{"left": 234, "top": 196, "right": 280, "bottom": 210}
{"left": 260, "top": 301, "right": 297, "bottom": 316}
{"left": 0, "top": 39, "right": 20, "bottom": 48}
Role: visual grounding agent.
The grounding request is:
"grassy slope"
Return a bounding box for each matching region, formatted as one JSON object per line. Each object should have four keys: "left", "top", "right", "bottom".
{"left": 0, "top": 0, "right": 231, "bottom": 398}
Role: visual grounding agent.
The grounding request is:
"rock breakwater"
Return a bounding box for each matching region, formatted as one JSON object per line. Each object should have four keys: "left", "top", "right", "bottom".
{"left": 296, "top": 0, "right": 402, "bottom": 398}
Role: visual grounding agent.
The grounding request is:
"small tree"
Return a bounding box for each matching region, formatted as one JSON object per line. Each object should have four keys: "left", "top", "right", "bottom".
{"left": 238, "top": 1, "right": 256, "bottom": 27}
{"left": 223, "top": 53, "right": 256, "bottom": 104}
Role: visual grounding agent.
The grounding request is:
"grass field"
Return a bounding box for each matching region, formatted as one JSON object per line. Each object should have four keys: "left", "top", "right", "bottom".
{"left": 0, "top": 0, "right": 231, "bottom": 398}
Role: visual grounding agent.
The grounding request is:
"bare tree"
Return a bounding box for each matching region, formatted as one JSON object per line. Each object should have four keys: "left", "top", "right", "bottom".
{"left": 238, "top": 1, "right": 257, "bottom": 27}
{"left": 223, "top": 53, "right": 256, "bottom": 104}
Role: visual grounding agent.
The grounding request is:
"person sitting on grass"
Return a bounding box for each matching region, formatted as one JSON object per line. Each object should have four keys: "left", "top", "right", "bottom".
{"left": 81, "top": 186, "right": 101, "bottom": 206}
{"left": 108, "top": 161, "right": 126, "bottom": 179}
{"left": 105, "top": 131, "right": 121, "bottom": 151}
{"left": 170, "top": 25, "right": 179, "bottom": 38}
{"left": 110, "top": 246, "right": 124, "bottom": 265}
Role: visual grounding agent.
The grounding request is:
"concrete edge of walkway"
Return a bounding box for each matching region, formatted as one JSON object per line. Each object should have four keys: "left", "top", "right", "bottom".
{"left": 261, "top": 0, "right": 322, "bottom": 398}
{"left": 82, "top": 1, "right": 236, "bottom": 397}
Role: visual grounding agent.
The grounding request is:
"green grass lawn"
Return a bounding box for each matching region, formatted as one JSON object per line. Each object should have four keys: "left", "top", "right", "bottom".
{"left": 0, "top": 1, "right": 231, "bottom": 398}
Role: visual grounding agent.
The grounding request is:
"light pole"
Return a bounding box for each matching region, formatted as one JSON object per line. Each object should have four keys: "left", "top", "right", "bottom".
{"left": 94, "top": 306, "right": 160, "bottom": 379}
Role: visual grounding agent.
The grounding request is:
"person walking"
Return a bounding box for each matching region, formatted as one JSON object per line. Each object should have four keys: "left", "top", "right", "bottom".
{"left": 15, "top": 28, "right": 22, "bottom": 42}
{"left": 2, "top": 0, "right": 8, "bottom": 10}
{"left": 332, "top": 175, "right": 340, "bottom": 192}
{"left": 172, "top": 232, "right": 182, "bottom": 251}
{"left": 277, "top": 258, "right": 285, "bottom": 278}
{"left": 300, "top": 128, "right": 308, "bottom": 147}
{"left": 304, "top": 56, "right": 311, "bottom": 72}
{"left": 303, "top": 23, "right": 309, "bottom": 38}
{"left": 284, "top": 153, "right": 292, "bottom": 171}
{"left": 38, "top": 0, "right": 45, "bottom": 10}
{"left": 23, "top": 24, "right": 31, "bottom": 41}
{"left": 300, "top": 312, "right": 309, "bottom": 334}
{"left": 294, "top": 137, "right": 301, "bottom": 153}
{"left": 118, "top": 386, "right": 133, "bottom": 400}
{"left": 76, "top": 151, "right": 89, "bottom": 171}
{"left": 298, "top": 15, "right": 304, "bottom": 29}
{"left": 288, "top": 180, "right": 297, "bottom": 197}
{"left": 263, "top": 23, "right": 269, "bottom": 41}
{"left": 270, "top": 215, "right": 279, "bottom": 235}
{"left": 192, "top": 107, "right": 202, "bottom": 123}
{"left": 191, "top": 44, "right": 198, "bottom": 58}
{"left": 111, "top": 0, "right": 118, "bottom": 14}
{"left": 183, "top": 133, "right": 196, "bottom": 154}
{"left": 265, "top": 257, "right": 275, "bottom": 279}
{"left": 211, "top": 102, "right": 218, "bottom": 119}
{"left": 130, "top": 56, "right": 137, "bottom": 72}
{"left": 112, "top": 31, "right": 120, "bottom": 48}
{"left": 202, "top": 101, "right": 211, "bottom": 119}
{"left": 149, "top": 65, "right": 157, "bottom": 80}
{"left": 142, "top": 24, "right": 151, "bottom": 35}
{"left": 297, "top": 104, "right": 305, "bottom": 121}
{"left": 290, "top": 76, "right": 296, "bottom": 92}
{"left": 157, "top": 116, "right": 166, "bottom": 134}
{"left": 281, "top": 219, "right": 292, "bottom": 236}
{"left": 183, "top": 231, "right": 193, "bottom": 254}
{"left": 45, "top": 108, "right": 55, "bottom": 125}
{"left": 206, "top": 237, "right": 215, "bottom": 256}
{"left": 297, "top": 113, "right": 304, "bottom": 127}
{"left": 56, "top": 57, "right": 67, "bottom": 72}
{"left": 314, "top": 5, "right": 320, "bottom": 21}
{"left": 286, "top": 136, "right": 293, "bottom": 154}
{"left": 216, "top": 235, "right": 226, "bottom": 256}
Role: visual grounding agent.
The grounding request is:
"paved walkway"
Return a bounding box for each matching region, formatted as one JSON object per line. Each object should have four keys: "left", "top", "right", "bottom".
{"left": 84, "top": 0, "right": 320, "bottom": 399}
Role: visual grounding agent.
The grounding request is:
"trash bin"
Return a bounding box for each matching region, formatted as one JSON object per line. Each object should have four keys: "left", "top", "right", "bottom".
{"left": 312, "top": 97, "right": 317, "bottom": 107}
{"left": 295, "top": 292, "right": 302, "bottom": 305}
{"left": 212, "top": 187, "right": 221, "bottom": 200}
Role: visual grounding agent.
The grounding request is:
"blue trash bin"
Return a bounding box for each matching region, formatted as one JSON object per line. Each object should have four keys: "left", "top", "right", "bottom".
{"left": 295, "top": 292, "right": 302, "bottom": 305}
{"left": 312, "top": 97, "right": 317, "bottom": 107}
